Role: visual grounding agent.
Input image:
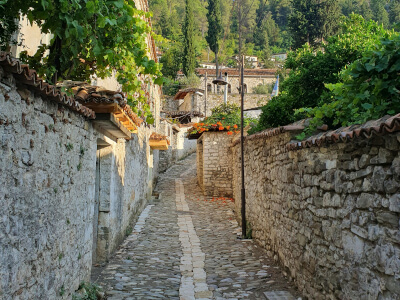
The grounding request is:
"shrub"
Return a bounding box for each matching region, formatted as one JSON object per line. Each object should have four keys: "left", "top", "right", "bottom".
{"left": 300, "top": 32, "right": 400, "bottom": 131}
{"left": 253, "top": 83, "right": 273, "bottom": 94}
{"left": 253, "top": 14, "right": 394, "bottom": 133}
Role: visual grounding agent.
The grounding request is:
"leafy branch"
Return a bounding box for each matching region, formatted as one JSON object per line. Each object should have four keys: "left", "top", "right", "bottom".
{"left": 1, "top": 0, "right": 165, "bottom": 122}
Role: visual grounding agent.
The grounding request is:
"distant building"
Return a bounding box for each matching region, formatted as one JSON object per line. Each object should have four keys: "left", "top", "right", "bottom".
{"left": 271, "top": 53, "right": 287, "bottom": 62}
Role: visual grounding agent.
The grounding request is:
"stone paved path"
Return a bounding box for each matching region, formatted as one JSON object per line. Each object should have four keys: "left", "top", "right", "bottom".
{"left": 92, "top": 154, "right": 300, "bottom": 300}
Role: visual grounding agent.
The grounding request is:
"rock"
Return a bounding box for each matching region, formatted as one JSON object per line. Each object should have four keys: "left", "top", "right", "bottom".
{"left": 376, "top": 211, "right": 399, "bottom": 228}
{"left": 371, "top": 166, "right": 387, "bottom": 192}
{"left": 389, "top": 194, "right": 400, "bottom": 213}
{"left": 370, "top": 148, "right": 394, "bottom": 164}
{"left": 356, "top": 193, "right": 374, "bottom": 209}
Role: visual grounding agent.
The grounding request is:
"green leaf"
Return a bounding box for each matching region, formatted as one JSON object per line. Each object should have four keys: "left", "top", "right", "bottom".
{"left": 113, "top": 0, "right": 124, "bottom": 8}
{"left": 361, "top": 103, "right": 373, "bottom": 110}
{"left": 86, "top": 1, "right": 95, "bottom": 14}
{"left": 154, "top": 77, "right": 164, "bottom": 86}
{"left": 41, "top": 0, "right": 49, "bottom": 9}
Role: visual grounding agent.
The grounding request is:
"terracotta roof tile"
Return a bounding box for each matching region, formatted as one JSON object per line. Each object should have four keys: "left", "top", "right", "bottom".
{"left": 194, "top": 68, "right": 277, "bottom": 77}
{"left": 162, "top": 111, "right": 204, "bottom": 117}
{"left": 0, "top": 52, "right": 95, "bottom": 119}
{"left": 231, "top": 124, "right": 305, "bottom": 146}
{"left": 173, "top": 88, "right": 204, "bottom": 100}
{"left": 288, "top": 114, "right": 400, "bottom": 151}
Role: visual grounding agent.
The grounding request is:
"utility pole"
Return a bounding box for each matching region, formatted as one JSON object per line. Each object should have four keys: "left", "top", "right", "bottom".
{"left": 238, "top": 0, "right": 246, "bottom": 239}
{"left": 205, "top": 72, "right": 208, "bottom": 117}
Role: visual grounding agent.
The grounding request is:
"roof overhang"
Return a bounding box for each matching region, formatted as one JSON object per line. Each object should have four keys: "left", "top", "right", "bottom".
{"left": 173, "top": 88, "right": 205, "bottom": 100}
{"left": 149, "top": 140, "right": 169, "bottom": 150}
{"left": 92, "top": 113, "right": 132, "bottom": 142}
{"left": 149, "top": 132, "right": 170, "bottom": 150}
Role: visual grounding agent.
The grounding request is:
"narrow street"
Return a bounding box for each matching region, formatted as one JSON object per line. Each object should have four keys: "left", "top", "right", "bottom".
{"left": 92, "top": 153, "right": 300, "bottom": 300}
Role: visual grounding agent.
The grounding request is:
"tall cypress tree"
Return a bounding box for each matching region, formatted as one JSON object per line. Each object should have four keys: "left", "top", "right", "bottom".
{"left": 206, "top": 0, "right": 223, "bottom": 77}
{"left": 183, "top": 0, "right": 196, "bottom": 77}
{"left": 289, "top": 0, "right": 340, "bottom": 49}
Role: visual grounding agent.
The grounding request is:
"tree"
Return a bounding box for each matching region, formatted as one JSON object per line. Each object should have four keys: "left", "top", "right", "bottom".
{"left": 206, "top": 0, "right": 223, "bottom": 77}
{"left": 389, "top": 0, "right": 400, "bottom": 25}
{"left": 289, "top": 0, "right": 341, "bottom": 49}
{"left": 371, "top": 0, "right": 389, "bottom": 27}
{"left": 252, "top": 14, "right": 393, "bottom": 131}
{"left": 182, "top": 0, "right": 196, "bottom": 76}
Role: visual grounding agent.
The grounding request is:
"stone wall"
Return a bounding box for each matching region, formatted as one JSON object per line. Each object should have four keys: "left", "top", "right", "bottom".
{"left": 163, "top": 93, "right": 268, "bottom": 118}
{"left": 231, "top": 131, "right": 400, "bottom": 299}
{"left": 0, "top": 69, "right": 160, "bottom": 298}
{"left": 0, "top": 77, "right": 97, "bottom": 299}
{"left": 197, "top": 132, "right": 233, "bottom": 197}
{"left": 199, "top": 74, "right": 276, "bottom": 96}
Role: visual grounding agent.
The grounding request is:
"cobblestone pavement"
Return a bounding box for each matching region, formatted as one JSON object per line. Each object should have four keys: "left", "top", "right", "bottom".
{"left": 92, "top": 154, "right": 301, "bottom": 300}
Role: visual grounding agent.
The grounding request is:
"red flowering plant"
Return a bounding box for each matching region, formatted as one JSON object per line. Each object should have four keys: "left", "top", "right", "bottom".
{"left": 189, "top": 103, "right": 257, "bottom": 136}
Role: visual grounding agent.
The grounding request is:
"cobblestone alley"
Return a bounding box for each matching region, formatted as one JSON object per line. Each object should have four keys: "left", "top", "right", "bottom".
{"left": 92, "top": 154, "right": 300, "bottom": 300}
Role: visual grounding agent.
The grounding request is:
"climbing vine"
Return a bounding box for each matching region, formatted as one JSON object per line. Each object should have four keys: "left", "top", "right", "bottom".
{"left": 0, "top": 0, "right": 164, "bottom": 122}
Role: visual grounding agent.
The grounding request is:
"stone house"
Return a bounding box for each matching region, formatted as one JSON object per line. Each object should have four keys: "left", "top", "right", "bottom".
{"left": 166, "top": 68, "right": 277, "bottom": 117}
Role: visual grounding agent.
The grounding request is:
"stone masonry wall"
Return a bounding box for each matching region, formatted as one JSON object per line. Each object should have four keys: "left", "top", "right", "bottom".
{"left": 0, "top": 69, "right": 160, "bottom": 298}
{"left": 198, "top": 132, "right": 233, "bottom": 197}
{"left": 162, "top": 93, "right": 269, "bottom": 117}
{"left": 0, "top": 78, "right": 97, "bottom": 299}
{"left": 231, "top": 132, "right": 400, "bottom": 299}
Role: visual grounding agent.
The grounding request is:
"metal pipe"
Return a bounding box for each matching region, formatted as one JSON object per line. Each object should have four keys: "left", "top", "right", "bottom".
{"left": 240, "top": 52, "right": 246, "bottom": 239}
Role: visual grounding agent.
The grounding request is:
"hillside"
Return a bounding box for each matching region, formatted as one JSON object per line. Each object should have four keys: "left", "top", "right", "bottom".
{"left": 149, "top": 0, "right": 400, "bottom": 78}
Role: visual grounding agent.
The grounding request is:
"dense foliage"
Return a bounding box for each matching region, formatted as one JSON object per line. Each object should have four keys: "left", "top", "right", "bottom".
{"left": 0, "top": 0, "right": 163, "bottom": 122}
{"left": 300, "top": 32, "right": 400, "bottom": 131}
{"left": 190, "top": 103, "right": 257, "bottom": 135}
{"left": 249, "top": 15, "right": 394, "bottom": 134}
{"left": 149, "top": 0, "right": 400, "bottom": 80}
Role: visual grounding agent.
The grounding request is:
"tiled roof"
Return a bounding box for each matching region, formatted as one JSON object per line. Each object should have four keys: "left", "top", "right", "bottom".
{"left": 150, "top": 132, "right": 170, "bottom": 145}
{"left": 162, "top": 111, "right": 204, "bottom": 117}
{"left": 288, "top": 114, "right": 400, "bottom": 151}
{"left": 67, "top": 84, "right": 127, "bottom": 106}
{"left": 194, "top": 68, "right": 277, "bottom": 77}
{"left": 173, "top": 88, "right": 205, "bottom": 100}
{"left": 0, "top": 52, "right": 95, "bottom": 119}
{"left": 66, "top": 83, "right": 143, "bottom": 127}
{"left": 232, "top": 124, "right": 304, "bottom": 146}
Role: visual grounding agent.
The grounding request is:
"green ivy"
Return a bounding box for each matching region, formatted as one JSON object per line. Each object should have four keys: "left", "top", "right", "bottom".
{"left": 1, "top": 0, "right": 165, "bottom": 122}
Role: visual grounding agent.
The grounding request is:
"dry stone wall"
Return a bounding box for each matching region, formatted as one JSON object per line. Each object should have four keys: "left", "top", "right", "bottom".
{"left": 197, "top": 132, "right": 233, "bottom": 197}
{"left": 0, "top": 68, "right": 160, "bottom": 298}
{"left": 231, "top": 131, "right": 400, "bottom": 299}
{"left": 0, "top": 77, "right": 97, "bottom": 299}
